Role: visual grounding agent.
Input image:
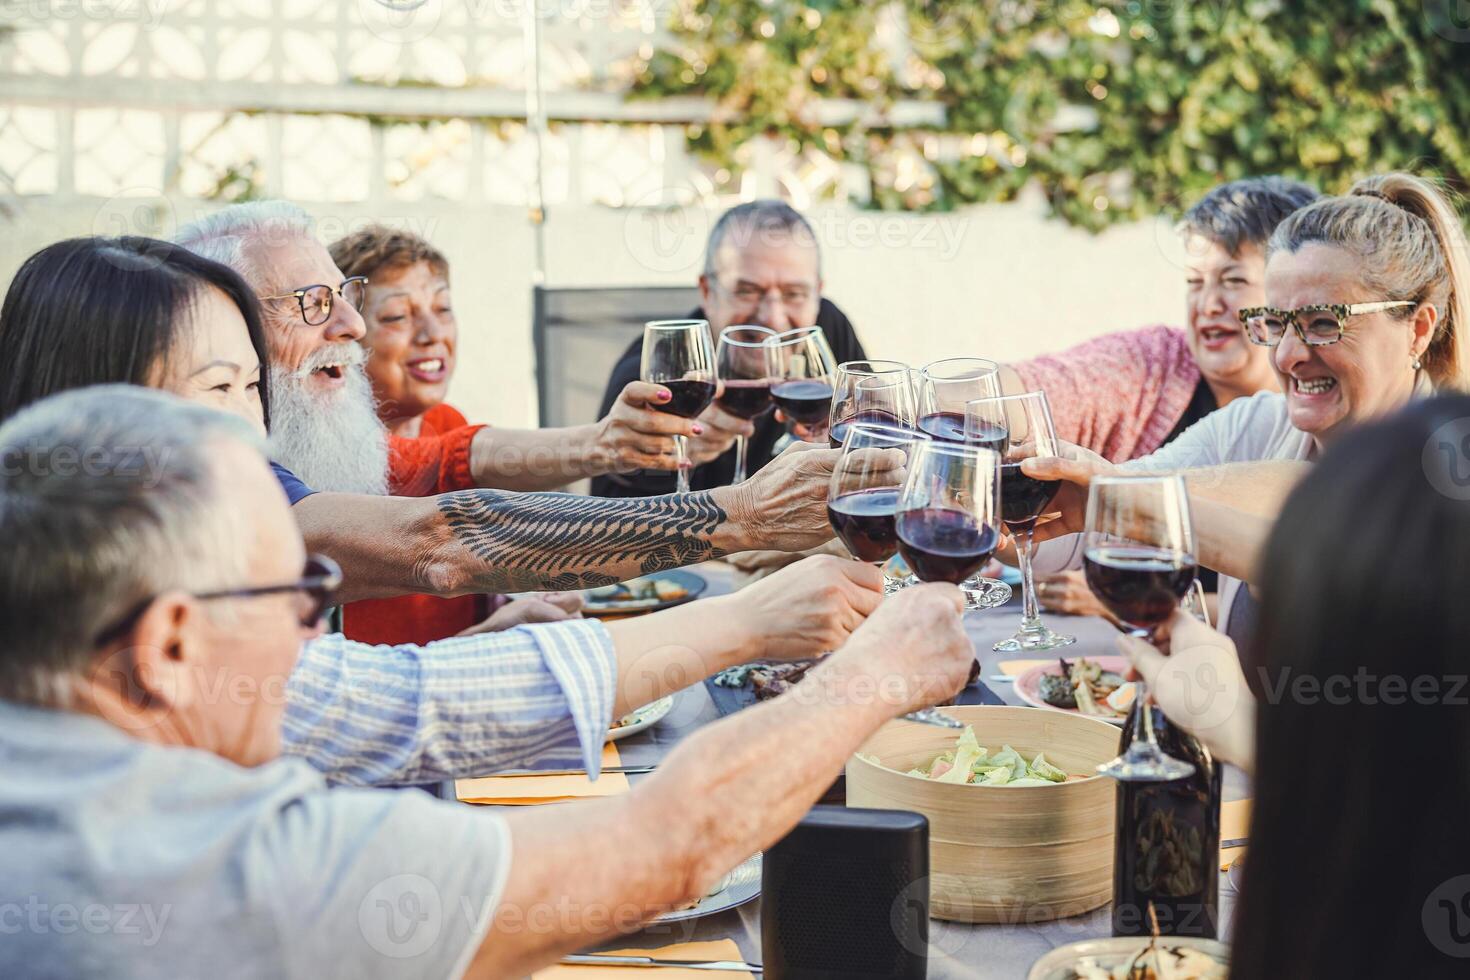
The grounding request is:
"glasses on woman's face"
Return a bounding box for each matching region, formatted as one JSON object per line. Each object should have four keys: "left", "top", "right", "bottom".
{"left": 263, "top": 277, "right": 368, "bottom": 326}
{"left": 1238, "top": 300, "right": 1415, "bottom": 348}
{"left": 93, "top": 554, "right": 343, "bottom": 647}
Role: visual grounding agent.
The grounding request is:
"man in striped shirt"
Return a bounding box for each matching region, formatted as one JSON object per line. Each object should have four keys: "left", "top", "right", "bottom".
{"left": 1, "top": 386, "right": 973, "bottom": 978}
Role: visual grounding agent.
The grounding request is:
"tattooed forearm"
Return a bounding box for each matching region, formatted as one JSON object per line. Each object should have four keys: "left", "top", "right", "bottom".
{"left": 436, "top": 488, "right": 731, "bottom": 592}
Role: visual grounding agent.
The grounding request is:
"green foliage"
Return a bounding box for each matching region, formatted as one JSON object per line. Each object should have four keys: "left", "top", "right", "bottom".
{"left": 632, "top": 0, "right": 1470, "bottom": 228}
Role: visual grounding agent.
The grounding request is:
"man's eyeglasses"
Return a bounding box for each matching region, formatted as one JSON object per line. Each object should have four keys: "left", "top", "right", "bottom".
{"left": 93, "top": 554, "right": 343, "bottom": 647}
{"left": 1238, "top": 301, "right": 1415, "bottom": 348}
{"left": 720, "top": 279, "right": 813, "bottom": 309}
{"left": 262, "top": 277, "right": 368, "bottom": 326}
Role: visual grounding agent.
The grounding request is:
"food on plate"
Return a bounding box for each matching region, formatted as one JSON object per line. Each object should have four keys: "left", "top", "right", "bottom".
{"left": 1064, "top": 940, "right": 1227, "bottom": 979}
{"left": 716, "top": 658, "right": 980, "bottom": 702}
{"left": 865, "top": 726, "right": 1083, "bottom": 786}
{"left": 586, "top": 576, "right": 689, "bottom": 607}
{"left": 1041, "top": 657, "right": 1136, "bottom": 718}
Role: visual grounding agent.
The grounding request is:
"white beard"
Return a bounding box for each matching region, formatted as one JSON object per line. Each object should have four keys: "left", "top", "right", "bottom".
{"left": 268, "top": 343, "right": 391, "bottom": 496}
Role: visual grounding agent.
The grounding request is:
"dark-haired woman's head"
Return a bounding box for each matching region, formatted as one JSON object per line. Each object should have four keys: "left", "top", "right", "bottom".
{"left": 1178, "top": 177, "right": 1320, "bottom": 398}
{"left": 0, "top": 237, "right": 269, "bottom": 433}
{"left": 1233, "top": 394, "right": 1470, "bottom": 977}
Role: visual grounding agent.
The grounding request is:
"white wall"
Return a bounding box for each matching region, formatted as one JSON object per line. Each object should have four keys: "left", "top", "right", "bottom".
{"left": 0, "top": 194, "right": 1190, "bottom": 427}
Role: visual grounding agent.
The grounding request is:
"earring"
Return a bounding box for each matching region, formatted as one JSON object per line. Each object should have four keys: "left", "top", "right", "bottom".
{"left": 1413, "top": 355, "right": 1423, "bottom": 371}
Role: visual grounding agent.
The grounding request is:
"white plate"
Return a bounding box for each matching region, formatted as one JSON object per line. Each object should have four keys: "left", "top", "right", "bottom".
{"left": 1027, "top": 936, "right": 1230, "bottom": 980}
{"left": 655, "top": 853, "right": 761, "bottom": 923}
{"left": 606, "top": 696, "right": 673, "bottom": 742}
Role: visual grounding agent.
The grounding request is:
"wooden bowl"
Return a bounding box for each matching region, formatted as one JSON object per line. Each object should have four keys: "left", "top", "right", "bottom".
{"left": 847, "top": 705, "right": 1120, "bottom": 923}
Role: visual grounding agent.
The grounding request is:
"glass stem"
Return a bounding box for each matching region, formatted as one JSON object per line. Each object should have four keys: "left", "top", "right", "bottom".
{"left": 1017, "top": 526, "right": 1041, "bottom": 629}
{"left": 732, "top": 434, "right": 749, "bottom": 484}
{"left": 674, "top": 433, "right": 691, "bottom": 494}
{"left": 1139, "top": 685, "right": 1165, "bottom": 753}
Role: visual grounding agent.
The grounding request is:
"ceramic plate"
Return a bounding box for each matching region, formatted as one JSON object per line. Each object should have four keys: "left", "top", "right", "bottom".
{"left": 1015, "top": 655, "right": 1132, "bottom": 726}
{"left": 582, "top": 570, "right": 707, "bottom": 615}
{"left": 1028, "top": 936, "right": 1229, "bottom": 980}
{"left": 606, "top": 696, "right": 674, "bottom": 742}
{"left": 655, "top": 853, "right": 761, "bottom": 923}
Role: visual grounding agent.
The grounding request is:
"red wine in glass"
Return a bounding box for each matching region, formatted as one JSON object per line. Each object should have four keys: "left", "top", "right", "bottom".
{"left": 999, "top": 463, "right": 1060, "bottom": 534}
{"left": 916, "top": 411, "right": 968, "bottom": 444}
{"left": 827, "top": 486, "right": 902, "bottom": 563}
{"left": 771, "top": 380, "right": 834, "bottom": 424}
{"left": 654, "top": 379, "right": 717, "bottom": 419}
{"left": 716, "top": 379, "right": 772, "bottom": 420}
{"left": 895, "top": 507, "right": 1001, "bottom": 584}
{"left": 966, "top": 421, "right": 1010, "bottom": 455}
{"left": 1083, "top": 545, "right": 1198, "bottom": 635}
{"left": 829, "top": 410, "right": 909, "bottom": 449}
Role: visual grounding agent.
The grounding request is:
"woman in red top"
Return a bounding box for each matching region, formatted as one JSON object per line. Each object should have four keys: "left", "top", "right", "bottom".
{"left": 332, "top": 227, "right": 581, "bottom": 645}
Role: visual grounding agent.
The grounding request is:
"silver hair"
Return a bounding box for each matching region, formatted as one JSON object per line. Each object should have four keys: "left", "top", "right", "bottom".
{"left": 0, "top": 386, "right": 262, "bottom": 706}
{"left": 174, "top": 200, "right": 315, "bottom": 288}
{"left": 702, "top": 200, "right": 822, "bottom": 281}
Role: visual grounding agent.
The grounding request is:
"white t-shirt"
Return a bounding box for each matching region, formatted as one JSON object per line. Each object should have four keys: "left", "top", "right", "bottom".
{"left": 0, "top": 700, "right": 510, "bottom": 980}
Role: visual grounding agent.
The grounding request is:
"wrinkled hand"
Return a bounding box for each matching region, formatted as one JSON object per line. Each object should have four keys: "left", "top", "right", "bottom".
{"left": 733, "top": 554, "right": 884, "bottom": 661}
{"left": 593, "top": 381, "right": 703, "bottom": 473}
{"left": 1118, "top": 610, "right": 1255, "bottom": 771}
{"left": 726, "top": 442, "right": 839, "bottom": 552}
{"left": 821, "top": 583, "right": 973, "bottom": 717}
{"left": 1019, "top": 441, "right": 1117, "bottom": 544}
{"left": 686, "top": 400, "right": 755, "bottom": 466}
{"left": 459, "top": 592, "right": 584, "bottom": 635}
{"left": 1035, "top": 569, "right": 1114, "bottom": 620}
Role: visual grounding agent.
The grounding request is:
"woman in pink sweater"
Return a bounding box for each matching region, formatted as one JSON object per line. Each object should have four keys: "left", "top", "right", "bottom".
{"left": 1006, "top": 176, "right": 1317, "bottom": 614}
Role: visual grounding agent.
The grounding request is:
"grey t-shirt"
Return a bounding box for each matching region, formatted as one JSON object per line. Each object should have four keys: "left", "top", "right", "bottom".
{"left": 0, "top": 700, "right": 510, "bottom": 979}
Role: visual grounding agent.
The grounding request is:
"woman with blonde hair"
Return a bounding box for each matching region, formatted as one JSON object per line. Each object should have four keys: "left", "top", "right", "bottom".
{"left": 1027, "top": 172, "right": 1470, "bottom": 658}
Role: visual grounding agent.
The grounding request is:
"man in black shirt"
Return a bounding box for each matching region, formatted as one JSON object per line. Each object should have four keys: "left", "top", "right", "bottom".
{"left": 592, "top": 201, "right": 866, "bottom": 497}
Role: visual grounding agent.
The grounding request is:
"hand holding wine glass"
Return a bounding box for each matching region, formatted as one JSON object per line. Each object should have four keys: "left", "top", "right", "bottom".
{"left": 827, "top": 423, "right": 930, "bottom": 585}
{"left": 1083, "top": 474, "right": 1199, "bottom": 781}
{"left": 967, "top": 391, "right": 1075, "bottom": 653}
{"left": 715, "top": 325, "right": 776, "bottom": 483}
{"left": 641, "top": 319, "right": 718, "bottom": 493}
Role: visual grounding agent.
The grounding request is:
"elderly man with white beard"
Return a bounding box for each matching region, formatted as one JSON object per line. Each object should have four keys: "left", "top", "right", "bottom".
{"left": 175, "top": 202, "right": 846, "bottom": 604}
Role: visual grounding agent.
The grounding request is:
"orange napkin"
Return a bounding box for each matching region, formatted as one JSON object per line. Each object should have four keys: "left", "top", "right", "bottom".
{"left": 1218, "top": 798, "right": 1252, "bottom": 870}
{"left": 997, "top": 658, "right": 1055, "bottom": 677}
{"left": 535, "top": 940, "right": 755, "bottom": 979}
{"left": 456, "top": 744, "right": 630, "bottom": 805}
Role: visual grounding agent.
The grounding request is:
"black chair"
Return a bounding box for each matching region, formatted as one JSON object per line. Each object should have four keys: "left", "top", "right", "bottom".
{"left": 532, "top": 285, "right": 702, "bottom": 430}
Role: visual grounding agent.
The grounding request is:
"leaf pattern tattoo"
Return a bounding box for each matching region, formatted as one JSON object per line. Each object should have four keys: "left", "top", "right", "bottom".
{"left": 438, "top": 488, "right": 729, "bottom": 592}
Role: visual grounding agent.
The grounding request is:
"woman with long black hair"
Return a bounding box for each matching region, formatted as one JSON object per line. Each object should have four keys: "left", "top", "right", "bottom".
{"left": 1128, "top": 394, "right": 1470, "bottom": 977}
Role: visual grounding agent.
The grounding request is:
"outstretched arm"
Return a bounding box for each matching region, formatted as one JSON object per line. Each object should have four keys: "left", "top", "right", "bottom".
{"left": 295, "top": 443, "right": 839, "bottom": 602}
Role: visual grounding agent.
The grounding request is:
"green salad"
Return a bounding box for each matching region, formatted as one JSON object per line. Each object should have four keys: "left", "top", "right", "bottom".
{"left": 881, "top": 725, "right": 1079, "bottom": 786}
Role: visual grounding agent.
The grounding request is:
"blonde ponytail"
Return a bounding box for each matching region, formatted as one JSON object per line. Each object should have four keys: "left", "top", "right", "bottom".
{"left": 1270, "top": 172, "right": 1470, "bottom": 392}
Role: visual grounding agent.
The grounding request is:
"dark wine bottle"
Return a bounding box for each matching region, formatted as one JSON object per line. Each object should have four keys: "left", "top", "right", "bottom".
{"left": 1111, "top": 700, "right": 1222, "bottom": 939}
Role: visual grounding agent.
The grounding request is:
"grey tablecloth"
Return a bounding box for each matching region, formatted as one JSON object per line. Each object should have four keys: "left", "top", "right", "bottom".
{"left": 516, "top": 564, "right": 1249, "bottom": 978}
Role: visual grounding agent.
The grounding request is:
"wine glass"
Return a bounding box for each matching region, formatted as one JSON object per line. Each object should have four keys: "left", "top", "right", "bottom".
{"left": 914, "top": 357, "right": 1010, "bottom": 609}
{"left": 715, "top": 325, "right": 777, "bottom": 483}
{"left": 766, "top": 326, "right": 837, "bottom": 444}
{"left": 641, "top": 319, "right": 717, "bottom": 494}
{"left": 895, "top": 440, "right": 1003, "bottom": 586}
{"left": 829, "top": 422, "right": 930, "bottom": 593}
{"left": 829, "top": 360, "right": 916, "bottom": 449}
{"left": 1083, "top": 474, "right": 1199, "bottom": 781}
{"left": 967, "top": 391, "right": 1076, "bottom": 652}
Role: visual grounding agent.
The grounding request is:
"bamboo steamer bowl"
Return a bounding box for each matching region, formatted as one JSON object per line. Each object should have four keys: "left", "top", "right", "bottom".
{"left": 847, "top": 705, "right": 1120, "bottom": 923}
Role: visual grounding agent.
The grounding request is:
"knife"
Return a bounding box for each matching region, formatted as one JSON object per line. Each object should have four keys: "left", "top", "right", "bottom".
{"left": 1220, "top": 836, "right": 1248, "bottom": 850}
{"left": 559, "top": 953, "right": 762, "bottom": 972}
{"left": 480, "top": 765, "right": 657, "bottom": 778}
{"left": 900, "top": 707, "right": 965, "bottom": 729}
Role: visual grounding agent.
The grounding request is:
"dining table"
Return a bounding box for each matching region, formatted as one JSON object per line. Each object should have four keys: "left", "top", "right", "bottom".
{"left": 472, "top": 562, "right": 1251, "bottom": 978}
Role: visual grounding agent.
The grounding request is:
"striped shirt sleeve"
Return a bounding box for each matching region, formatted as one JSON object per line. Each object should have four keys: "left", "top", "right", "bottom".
{"left": 281, "top": 619, "right": 618, "bottom": 787}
